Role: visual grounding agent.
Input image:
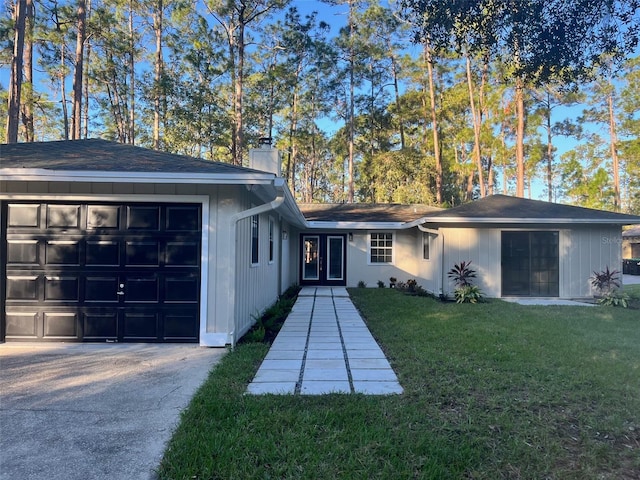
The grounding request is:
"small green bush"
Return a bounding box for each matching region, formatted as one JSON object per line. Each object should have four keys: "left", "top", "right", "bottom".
{"left": 377, "top": 280, "right": 385, "bottom": 288}
{"left": 454, "top": 284, "right": 483, "bottom": 304}
{"left": 357, "top": 280, "right": 367, "bottom": 288}
{"left": 597, "top": 291, "right": 629, "bottom": 308}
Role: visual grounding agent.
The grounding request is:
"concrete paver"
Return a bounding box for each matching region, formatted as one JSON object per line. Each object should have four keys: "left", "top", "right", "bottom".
{"left": 247, "top": 287, "right": 403, "bottom": 395}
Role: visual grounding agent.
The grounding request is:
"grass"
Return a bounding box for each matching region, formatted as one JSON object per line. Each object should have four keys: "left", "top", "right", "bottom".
{"left": 158, "top": 290, "right": 640, "bottom": 480}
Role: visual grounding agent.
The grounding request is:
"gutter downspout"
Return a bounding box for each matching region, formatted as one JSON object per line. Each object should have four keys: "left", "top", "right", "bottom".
{"left": 417, "top": 225, "right": 445, "bottom": 298}
{"left": 227, "top": 177, "right": 286, "bottom": 347}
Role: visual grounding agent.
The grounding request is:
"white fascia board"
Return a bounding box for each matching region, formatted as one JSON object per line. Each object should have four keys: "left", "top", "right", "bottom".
{"left": 0, "top": 168, "right": 275, "bottom": 185}
{"left": 404, "top": 216, "right": 639, "bottom": 227}
{"left": 305, "top": 221, "right": 405, "bottom": 230}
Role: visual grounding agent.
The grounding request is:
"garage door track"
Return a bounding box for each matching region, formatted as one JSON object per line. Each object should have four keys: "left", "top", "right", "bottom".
{"left": 0, "top": 343, "right": 225, "bottom": 480}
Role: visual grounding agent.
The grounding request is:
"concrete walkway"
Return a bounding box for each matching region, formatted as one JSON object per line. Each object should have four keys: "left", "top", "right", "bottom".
{"left": 247, "top": 287, "right": 403, "bottom": 395}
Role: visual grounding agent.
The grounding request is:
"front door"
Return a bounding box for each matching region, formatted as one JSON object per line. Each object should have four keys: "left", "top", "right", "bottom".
{"left": 502, "top": 231, "right": 559, "bottom": 297}
{"left": 300, "top": 234, "right": 346, "bottom": 286}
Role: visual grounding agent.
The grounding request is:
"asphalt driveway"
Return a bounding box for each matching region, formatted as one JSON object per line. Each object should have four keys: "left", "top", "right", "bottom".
{"left": 0, "top": 343, "right": 226, "bottom": 480}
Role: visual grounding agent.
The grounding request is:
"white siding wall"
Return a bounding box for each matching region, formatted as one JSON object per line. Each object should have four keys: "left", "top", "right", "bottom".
{"left": 439, "top": 227, "right": 501, "bottom": 297}
{"left": 232, "top": 192, "right": 281, "bottom": 343}
{"left": 562, "top": 226, "right": 623, "bottom": 297}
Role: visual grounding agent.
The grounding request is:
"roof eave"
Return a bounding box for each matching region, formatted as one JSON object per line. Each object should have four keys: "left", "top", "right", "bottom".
{"left": 305, "top": 221, "right": 406, "bottom": 229}
{"left": 419, "top": 217, "right": 640, "bottom": 225}
{"left": 0, "top": 168, "right": 276, "bottom": 184}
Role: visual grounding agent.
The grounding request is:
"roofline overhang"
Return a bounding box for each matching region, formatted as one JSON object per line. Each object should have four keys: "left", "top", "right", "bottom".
{"left": 414, "top": 216, "right": 640, "bottom": 225}
{"left": 0, "top": 168, "right": 276, "bottom": 184}
{"left": 304, "top": 221, "right": 407, "bottom": 230}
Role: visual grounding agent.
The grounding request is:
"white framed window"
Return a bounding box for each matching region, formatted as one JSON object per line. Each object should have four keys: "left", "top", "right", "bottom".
{"left": 268, "top": 216, "right": 275, "bottom": 264}
{"left": 251, "top": 214, "right": 259, "bottom": 265}
{"left": 369, "top": 232, "right": 394, "bottom": 264}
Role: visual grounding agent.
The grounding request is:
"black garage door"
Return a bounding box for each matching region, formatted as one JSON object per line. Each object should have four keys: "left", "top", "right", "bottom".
{"left": 1, "top": 201, "right": 201, "bottom": 342}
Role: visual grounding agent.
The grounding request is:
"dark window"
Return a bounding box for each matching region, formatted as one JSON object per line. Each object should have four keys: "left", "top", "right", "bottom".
{"left": 423, "top": 233, "right": 431, "bottom": 260}
{"left": 251, "top": 215, "right": 259, "bottom": 265}
{"left": 269, "top": 217, "right": 275, "bottom": 263}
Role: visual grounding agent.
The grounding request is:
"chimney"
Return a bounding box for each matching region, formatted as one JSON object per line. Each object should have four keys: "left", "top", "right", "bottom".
{"left": 249, "top": 138, "right": 281, "bottom": 176}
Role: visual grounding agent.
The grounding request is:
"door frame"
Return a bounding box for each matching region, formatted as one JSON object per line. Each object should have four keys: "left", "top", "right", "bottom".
{"left": 299, "top": 233, "right": 347, "bottom": 286}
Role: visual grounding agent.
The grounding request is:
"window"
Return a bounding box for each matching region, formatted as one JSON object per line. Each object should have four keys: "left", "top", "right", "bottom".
{"left": 423, "top": 232, "right": 432, "bottom": 260}
{"left": 370, "top": 232, "right": 393, "bottom": 263}
{"left": 251, "top": 214, "right": 259, "bottom": 265}
{"left": 268, "top": 217, "right": 275, "bottom": 263}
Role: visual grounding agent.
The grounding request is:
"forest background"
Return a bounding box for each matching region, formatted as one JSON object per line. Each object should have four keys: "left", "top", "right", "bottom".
{"left": 1, "top": 0, "right": 639, "bottom": 213}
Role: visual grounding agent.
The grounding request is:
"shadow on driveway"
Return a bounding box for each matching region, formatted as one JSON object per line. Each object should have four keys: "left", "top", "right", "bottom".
{"left": 0, "top": 343, "right": 226, "bottom": 480}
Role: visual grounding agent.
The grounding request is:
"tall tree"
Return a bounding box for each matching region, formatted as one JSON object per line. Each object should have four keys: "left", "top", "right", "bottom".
{"left": 402, "top": 0, "right": 640, "bottom": 199}
{"left": 71, "top": 0, "right": 86, "bottom": 140}
{"left": 5, "top": 0, "right": 27, "bottom": 143}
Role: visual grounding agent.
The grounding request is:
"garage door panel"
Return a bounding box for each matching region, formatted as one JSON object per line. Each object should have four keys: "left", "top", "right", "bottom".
{"left": 5, "top": 312, "right": 38, "bottom": 337}
{"left": 46, "top": 241, "right": 81, "bottom": 265}
{"left": 166, "top": 206, "right": 200, "bottom": 231}
{"left": 44, "top": 276, "right": 79, "bottom": 301}
{"left": 125, "top": 241, "right": 160, "bottom": 266}
{"left": 123, "top": 312, "right": 158, "bottom": 340}
{"left": 86, "top": 241, "right": 120, "bottom": 266}
{"left": 43, "top": 312, "right": 78, "bottom": 338}
{"left": 125, "top": 277, "right": 159, "bottom": 302}
{"left": 7, "top": 240, "right": 39, "bottom": 265}
{"left": 85, "top": 277, "right": 120, "bottom": 302}
{"left": 164, "top": 311, "right": 199, "bottom": 340}
{"left": 8, "top": 204, "right": 40, "bottom": 227}
{"left": 166, "top": 242, "right": 199, "bottom": 266}
{"left": 47, "top": 205, "right": 81, "bottom": 229}
{"left": 84, "top": 311, "right": 118, "bottom": 339}
{"left": 127, "top": 206, "right": 160, "bottom": 230}
{"left": 165, "top": 277, "right": 199, "bottom": 302}
{"left": 6, "top": 276, "right": 39, "bottom": 300}
{"left": 87, "top": 205, "right": 120, "bottom": 229}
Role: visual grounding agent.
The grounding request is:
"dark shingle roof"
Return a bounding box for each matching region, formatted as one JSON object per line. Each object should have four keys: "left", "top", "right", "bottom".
{"left": 298, "top": 203, "right": 441, "bottom": 223}
{"left": 426, "top": 194, "right": 640, "bottom": 224}
{"left": 0, "top": 139, "right": 269, "bottom": 175}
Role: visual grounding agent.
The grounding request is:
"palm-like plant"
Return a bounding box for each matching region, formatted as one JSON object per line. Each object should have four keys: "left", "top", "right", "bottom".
{"left": 447, "top": 261, "right": 477, "bottom": 287}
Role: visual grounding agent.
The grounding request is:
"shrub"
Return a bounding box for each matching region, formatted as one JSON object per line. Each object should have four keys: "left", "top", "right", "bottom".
{"left": 590, "top": 266, "right": 622, "bottom": 296}
{"left": 447, "top": 261, "right": 477, "bottom": 287}
{"left": 597, "top": 291, "right": 629, "bottom": 308}
{"left": 377, "top": 280, "right": 385, "bottom": 288}
{"left": 448, "top": 261, "right": 483, "bottom": 304}
{"left": 357, "top": 280, "right": 367, "bottom": 288}
{"left": 454, "top": 285, "right": 484, "bottom": 304}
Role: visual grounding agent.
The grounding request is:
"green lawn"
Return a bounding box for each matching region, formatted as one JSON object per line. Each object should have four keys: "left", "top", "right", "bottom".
{"left": 158, "top": 290, "right": 640, "bottom": 480}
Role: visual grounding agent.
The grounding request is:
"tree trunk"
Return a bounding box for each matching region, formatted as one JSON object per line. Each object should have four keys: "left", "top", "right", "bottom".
{"left": 6, "top": 0, "right": 27, "bottom": 143}
{"left": 466, "top": 54, "right": 485, "bottom": 197}
{"left": 152, "top": 0, "right": 163, "bottom": 149}
{"left": 347, "top": 0, "right": 355, "bottom": 203}
{"left": 233, "top": 14, "right": 245, "bottom": 166}
{"left": 515, "top": 76, "right": 526, "bottom": 197}
{"left": 424, "top": 40, "right": 442, "bottom": 205}
{"left": 72, "top": 0, "right": 86, "bottom": 140}
{"left": 21, "top": 0, "right": 34, "bottom": 142}
{"left": 545, "top": 92, "right": 553, "bottom": 202}
{"left": 128, "top": 1, "right": 135, "bottom": 144}
{"left": 83, "top": 0, "right": 92, "bottom": 139}
{"left": 607, "top": 91, "right": 620, "bottom": 210}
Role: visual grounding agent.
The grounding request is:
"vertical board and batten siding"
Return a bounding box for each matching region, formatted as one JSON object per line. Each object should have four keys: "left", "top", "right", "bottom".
{"left": 439, "top": 227, "right": 501, "bottom": 297}
{"left": 232, "top": 191, "right": 281, "bottom": 343}
{"left": 562, "top": 226, "right": 623, "bottom": 297}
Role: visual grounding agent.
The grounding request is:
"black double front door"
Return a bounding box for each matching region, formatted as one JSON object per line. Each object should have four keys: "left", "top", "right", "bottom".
{"left": 300, "top": 234, "right": 347, "bottom": 286}
{"left": 501, "top": 231, "right": 559, "bottom": 297}
{"left": 1, "top": 201, "right": 201, "bottom": 342}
